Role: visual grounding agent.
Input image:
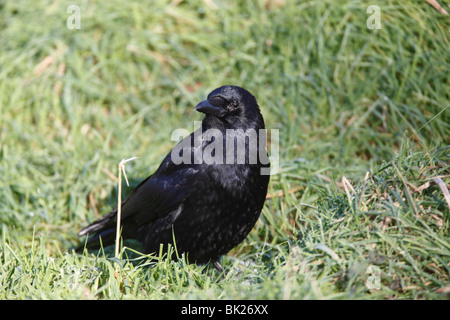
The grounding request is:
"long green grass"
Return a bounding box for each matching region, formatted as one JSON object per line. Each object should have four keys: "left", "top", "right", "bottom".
{"left": 0, "top": 0, "right": 449, "bottom": 300}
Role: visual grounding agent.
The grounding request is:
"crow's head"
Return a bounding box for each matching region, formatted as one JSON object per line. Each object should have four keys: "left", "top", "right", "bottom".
{"left": 195, "top": 85, "right": 263, "bottom": 129}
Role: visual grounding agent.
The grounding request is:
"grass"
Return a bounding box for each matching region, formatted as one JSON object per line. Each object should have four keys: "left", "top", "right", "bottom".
{"left": 0, "top": 0, "right": 449, "bottom": 300}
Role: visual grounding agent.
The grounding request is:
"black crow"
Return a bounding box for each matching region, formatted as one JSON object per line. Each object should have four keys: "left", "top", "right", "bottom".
{"left": 77, "top": 85, "right": 270, "bottom": 270}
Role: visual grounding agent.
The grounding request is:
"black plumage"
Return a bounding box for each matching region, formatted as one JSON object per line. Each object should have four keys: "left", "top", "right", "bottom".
{"left": 77, "top": 85, "right": 270, "bottom": 267}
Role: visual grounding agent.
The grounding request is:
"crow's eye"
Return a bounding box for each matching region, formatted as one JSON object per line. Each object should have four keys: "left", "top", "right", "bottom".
{"left": 208, "top": 96, "right": 226, "bottom": 108}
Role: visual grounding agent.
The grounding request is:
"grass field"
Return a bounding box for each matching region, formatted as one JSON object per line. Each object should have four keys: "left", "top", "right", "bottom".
{"left": 0, "top": 0, "right": 449, "bottom": 300}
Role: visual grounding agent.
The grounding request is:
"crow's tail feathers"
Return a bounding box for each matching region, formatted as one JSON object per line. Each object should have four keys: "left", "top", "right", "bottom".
{"left": 76, "top": 211, "right": 117, "bottom": 252}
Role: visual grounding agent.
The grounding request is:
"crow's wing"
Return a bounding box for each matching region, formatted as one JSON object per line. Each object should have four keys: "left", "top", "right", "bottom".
{"left": 121, "top": 164, "right": 199, "bottom": 226}
{"left": 77, "top": 152, "right": 201, "bottom": 249}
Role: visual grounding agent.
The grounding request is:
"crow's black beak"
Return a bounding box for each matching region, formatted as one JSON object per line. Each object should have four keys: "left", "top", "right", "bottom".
{"left": 195, "top": 100, "right": 226, "bottom": 117}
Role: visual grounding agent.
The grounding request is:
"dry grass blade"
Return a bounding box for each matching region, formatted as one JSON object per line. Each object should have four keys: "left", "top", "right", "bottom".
{"left": 266, "top": 186, "right": 302, "bottom": 199}
{"left": 358, "top": 171, "right": 370, "bottom": 206}
{"left": 342, "top": 176, "right": 356, "bottom": 204}
{"left": 426, "top": 0, "right": 448, "bottom": 14}
{"left": 115, "top": 157, "right": 139, "bottom": 260}
{"left": 433, "top": 177, "right": 450, "bottom": 210}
